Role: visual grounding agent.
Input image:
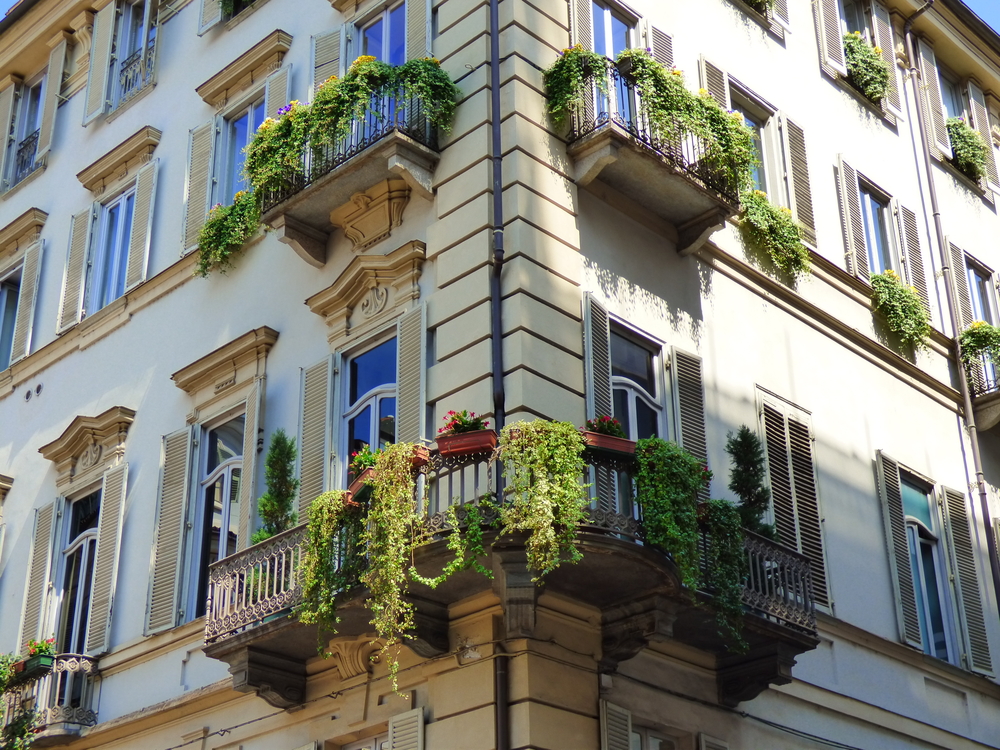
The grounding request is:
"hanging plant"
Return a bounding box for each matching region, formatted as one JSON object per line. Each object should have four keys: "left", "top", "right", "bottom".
{"left": 410, "top": 500, "right": 495, "bottom": 588}
{"left": 243, "top": 100, "right": 312, "bottom": 195}
{"left": 0, "top": 652, "right": 18, "bottom": 694}
{"left": 870, "top": 269, "right": 931, "bottom": 351}
{"left": 195, "top": 190, "right": 262, "bottom": 277}
{"left": 739, "top": 189, "right": 810, "bottom": 280}
{"left": 1, "top": 708, "right": 37, "bottom": 750}
{"left": 497, "top": 421, "right": 588, "bottom": 578}
{"left": 700, "top": 498, "right": 749, "bottom": 651}
{"left": 843, "top": 32, "right": 890, "bottom": 103}
{"left": 946, "top": 117, "right": 988, "bottom": 183}
{"left": 724, "top": 426, "right": 775, "bottom": 539}
{"left": 742, "top": 0, "right": 775, "bottom": 12}
{"left": 541, "top": 43, "right": 611, "bottom": 127}
{"left": 959, "top": 320, "right": 1000, "bottom": 373}
{"left": 394, "top": 57, "right": 461, "bottom": 133}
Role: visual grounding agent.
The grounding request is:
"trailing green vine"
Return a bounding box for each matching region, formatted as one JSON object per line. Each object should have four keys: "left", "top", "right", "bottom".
{"left": 195, "top": 190, "right": 261, "bottom": 277}
{"left": 870, "top": 269, "right": 931, "bottom": 351}
{"left": 410, "top": 500, "right": 495, "bottom": 587}
{"left": 1, "top": 708, "right": 36, "bottom": 750}
{"left": 843, "top": 32, "right": 890, "bottom": 103}
{"left": 946, "top": 117, "right": 988, "bottom": 183}
{"left": 960, "top": 320, "right": 1000, "bottom": 375}
{"left": 700, "top": 498, "right": 748, "bottom": 651}
{"left": 739, "top": 189, "right": 811, "bottom": 280}
{"left": 542, "top": 44, "right": 610, "bottom": 127}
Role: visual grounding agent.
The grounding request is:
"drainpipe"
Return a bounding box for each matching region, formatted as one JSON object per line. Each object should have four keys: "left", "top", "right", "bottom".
{"left": 489, "top": 0, "right": 506, "bottom": 432}
{"left": 494, "top": 642, "right": 510, "bottom": 750}
{"left": 903, "top": 1, "right": 1000, "bottom": 607}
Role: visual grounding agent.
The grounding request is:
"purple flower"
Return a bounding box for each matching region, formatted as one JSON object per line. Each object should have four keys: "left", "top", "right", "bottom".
{"left": 277, "top": 103, "right": 293, "bottom": 116}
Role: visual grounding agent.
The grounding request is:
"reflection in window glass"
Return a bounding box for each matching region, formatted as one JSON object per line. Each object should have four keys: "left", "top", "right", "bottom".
{"left": 610, "top": 327, "right": 661, "bottom": 442}
{"left": 860, "top": 185, "right": 893, "bottom": 276}
{"left": 345, "top": 338, "right": 398, "bottom": 482}
{"left": 902, "top": 476, "right": 951, "bottom": 661}
{"left": 350, "top": 338, "right": 397, "bottom": 402}
{"left": 0, "top": 277, "right": 19, "bottom": 371}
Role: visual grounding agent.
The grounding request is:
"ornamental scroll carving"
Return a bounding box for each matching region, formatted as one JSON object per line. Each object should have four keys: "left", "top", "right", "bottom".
{"left": 328, "top": 636, "right": 382, "bottom": 679}
{"left": 75, "top": 443, "right": 102, "bottom": 474}
{"left": 329, "top": 179, "right": 410, "bottom": 252}
{"left": 360, "top": 285, "right": 388, "bottom": 318}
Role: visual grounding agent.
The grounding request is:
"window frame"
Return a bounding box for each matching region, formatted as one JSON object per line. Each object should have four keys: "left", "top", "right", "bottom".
{"left": 729, "top": 84, "right": 789, "bottom": 208}
{"left": 0, "top": 265, "right": 20, "bottom": 371}
{"left": 213, "top": 93, "right": 266, "bottom": 207}
{"left": 55, "top": 487, "right": 102, "bottom": 656}
{"left": 8, "top": 74, "right": 45, "bottom": 188}
{"left": 840, "top": 0, "right": 874, "bottom": 41}
{"left": 609, "top": 319, "right": 668, "bottom": 443}
{"left": 85, "top": 184, "right": 138, "bottom": 317}
{"left": 857, "top": 177, "right": 898, "bottom": 277}
{"left": 356, "top": 1, "right": 407, "bottom": 65}
{"left": 109, "top": 0, "right": 158, "bottom": 113}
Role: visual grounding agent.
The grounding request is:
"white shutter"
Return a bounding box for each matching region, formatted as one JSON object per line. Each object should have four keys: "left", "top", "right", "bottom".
{"left": 699, "top": 736, "right": 729, "bottom": 750}
{"left": 643, "top": 21, "right": 673, "bottom": 69}
{"left": 238, "top": 380, "right": 263, "bottom": 550}
{"left": 895, "top": 202, "right": 930, "bottom": 316}
{"left": 396, "top": 305, "right": 426, "bottom": 444}
{"left": 968, "top": 80, "right": 1000, "bottom": 193}
{"left": 871, "top": 2, "right": 901, "bottom": 118}
{"left": 815, "top": 0, "right": 848, "bottom": 77}
{"left": 86, "top": 462, "right": 128, "bottom": 655}
{"left": 950, "top": 240, "right": 974, "bottom": 330}
{"left": 571, "top": 0, "right": 592, "bottom": 49}
{"left": 388, "top": 707, "right": 424, "bottom": 750}
{"left": 599, "top": 700, "right": 631, "bottom": 750}
{"left": 299, "top": 357, "right": 332, "bottom": 519}
{"left": 312, "top": 30, "right": 342, "bottom": 95}
{"left": 198, "top": 0, "right": 223, "bottom": 35}
{"left": 698, "top": 56, "right": 730, "bottom": 110}
{"left": 0, "top": 82, "right": 17, "bottom": 190}
{"left": 182, "top": 121, "right": 216, "bottom": 255}
{"left": 672, "top": 349, "right": 709, "bottom": 501}
{"left": 37, "top": 37, "right": 68, "bottom": 161}
{"left": 770, "top": 0, "right": 790, "bottom": 32}
{"left": 125, "top": 159, "right": 157, "bottom": 291}
{"left": 836, "top": 156, "right": 867, "bottom": 280}
{"left": 583, "top": 293, "right": 613, "bottom": 421}
{"left": 264, "top": 65, "right": 292, "bottom": 121}
{"left": 780, "top": 115, "right": 816, "bottom": 246}
{"left": 19, "top": 501, "right": 57, "bottom": 649}
{"left": 9, "top": 240, "right": 42, "bottom": 364}
{"left": 83, "top": 2, "right": 115, "bottom": 125}
{"left": 786, "top": 414, "right": 829, "bottom": 608}
{"left": 917, "top": 39, "right": 952, "bottom": 159}
{"left": 406, "top": 0, "right": 432, "bottom": 60}
{"left": 58, "top": 207, "right": 93, "bottom": 333}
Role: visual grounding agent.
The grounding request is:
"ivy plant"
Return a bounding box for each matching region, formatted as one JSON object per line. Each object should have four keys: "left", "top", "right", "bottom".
{"left": 1, "top": 708, "right": 36, "bottom": 750}
{"left": 959, "top": 320, "right": 1000, "bottom": 374}
{"left": 251, "top": 429, "right": 299, "bottom": 545}
{"left": 742, "top": 0, "right": 776, "bottom": 12}
{"left": 870, "top": 269, "right": 931, "bottom": 351}
{"left": 843, "top": 32, "right": 890, "bottom": 103}
{"left": 700, "top": 498, "right": 749, "bottom": 651}
{"left": 946, "top": 117, "right": 988, "bottom": 183}
{"left": 739, "top": 189, "right": 811, "bottom": 280}
{"left": 195, "top": 190, "right": 261, "bottom": 277}
{"left": 542, "top": 43, "right": 610, "bottom": 127}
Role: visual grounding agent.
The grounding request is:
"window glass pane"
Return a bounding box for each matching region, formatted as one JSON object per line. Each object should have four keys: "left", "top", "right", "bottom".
{"left": 735, "top": 106, "right": 766, "bottom": 192}
{"left": 378, "top": 397, "right": 396, "bottom": 447}
{"left": 207, "top": 475, "right": 223, "bottom": 563}
{"left": 112, "top": 193, "right": 135, "bottom": 300}
{"left": 389, "top": 3, "right": 406, "bottom": 66}
{"left": 0, "top": 280, "right": 19, "bottom": 371}
{"left": 901, "top": 478, "right": 933, "bottom": 528}
{"left": 349, "top": 404, "right": 373, "bottom": 456}
{"left": 207, "top": 415, "right": 245, "bottom": 472}
{"left": 69, "top": 490, "right": 101, "bottom": 541}
{"left": 841, "top": 0, "right": 867, "bottom": 36}
{"left": 349, "top": 338, "right": 397, "bottom": 403}
{"left": 592, "top": 2, "right": 606, "bottom": 57}
{"left": 610, "top": 13, "right": 629, "bottom": 56}
{"left": 969, "top": 266, "right": 995, "bottom": 324}
{"left": 635, "top": 399, "right": 658, "bottom": 439}
{"left": 611, "top": 331, "right": 655, "bottom": 394}
{"left": 60, "top": 546, "right": 83, "bottom": 651}
{"left": 227, "top": 467, "right": 241, "bottom": 557}
{"left": 629, "top": 732, "right": 642, "bottom": 750}
{"left": 229, "top": 110, "right": 250, "bottom": 200}
{"left": 861, "top": 188, "right": 892, "bottom": 276}
{"left": 99, "top": 202, "right": 122, "bottom": 306}
{"left": 364, "top": 17, "right": 385, "bottom": 60}
{"left": 613, "top": 388, "right": 630, "bottom": 434}
{"left": 920, "top": 540, "right": 949, "bottom": 658}
{"left": 940, "top": 74, "right": 964, "bottom": 120}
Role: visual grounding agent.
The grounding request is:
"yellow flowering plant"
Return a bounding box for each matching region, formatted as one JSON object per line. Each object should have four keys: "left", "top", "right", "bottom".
{"left": 843, "top": 32, "right": 891, "bottom": 103}
{"left": 959, "top": 320, "right": 1000, "bottom": 375}
{"left": 870, "top": 269, "right": 931, "bottom": 350}
{"left": 739, "top": 189, "right": 810, "bottom": 280}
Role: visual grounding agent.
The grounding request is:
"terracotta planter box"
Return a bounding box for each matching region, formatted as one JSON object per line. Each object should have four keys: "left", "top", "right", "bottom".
{"left": 581, "top": 431, "right": 636, "bottom": 456}
{"left": 411, "top": 445, "right": 431, "bottom": 467}
{"left": 348, "top": 468, "right": 374, "bottom": 497}
{"left": 437, "top": 429, "right": 498, "bottom": 457}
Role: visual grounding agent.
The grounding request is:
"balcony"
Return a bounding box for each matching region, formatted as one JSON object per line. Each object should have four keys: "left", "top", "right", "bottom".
{"left": 566, "top": 62, "right": 741, "bottom": 254}
{"left": 1, "top": 654, "right": 99, "bottom": 747}
{"left": 204, "top": 446, "right": 817, "bottom": 709}
{"left": 967, "top": 357, "right": 1000, "bottom": 430}
{"left": 117, "top": 38, "right": 156, "bottom": 106}
{"left": 10, "top": 129, "right": 40, "bottom": 188}
{"left": 259, "top": 85, "right": 440, "bottom": 267}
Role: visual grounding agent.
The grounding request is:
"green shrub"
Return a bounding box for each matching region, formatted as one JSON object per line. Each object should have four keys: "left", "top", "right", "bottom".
{"left": 843, "top": 32, "right": 891, "bottom": 103}
{"left": 251, "top": 429, "right": 299, "bottom": 545}
{"left": 946, "top": 117, "right": 988, "bottom": 182}
{"left": 870, "top": 269, "right": 931, "bottom": 350}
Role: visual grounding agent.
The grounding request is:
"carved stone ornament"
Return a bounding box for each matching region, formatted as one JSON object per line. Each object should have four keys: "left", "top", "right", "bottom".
{"left": 329, "top": 179, "right": 411, "bottom": 252}
{"left": 75, "top": 443, "right": 103, "bottom": 473}
{"left": 39, "top": 406, "right": 135, "bottom": 490}
{"left": 360, "top": 285, "right": 389, "bottom": 318}
{"left": 327, "top": 635, "right": 382, "bottom": 679}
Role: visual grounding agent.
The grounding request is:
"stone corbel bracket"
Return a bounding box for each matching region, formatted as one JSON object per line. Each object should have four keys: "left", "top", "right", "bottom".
{"left": 0, "top": 474, "right": 12, "bottom": 509}
{"left": 717, "top": 642, "right": 799, "bottom": 707}
{"left": 269, "top": 214, "right": 328, "bottom": 267}
{"left": 492, "top": 541, "right": 540, "bottom": 639}
{"left": 677, "top": 207, "right": 731, "bottom": 256}
{"left": 227, "top": 646, "right": 305, "bottom": 709}
{"left": 599, "top": 595, "right": 679, "bottom": 673}
{"left": 330, "top": 179, "right": 411, "bottom": 253}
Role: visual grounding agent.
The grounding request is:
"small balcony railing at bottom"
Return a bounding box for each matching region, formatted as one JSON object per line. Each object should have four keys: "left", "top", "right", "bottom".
{"left": 12, "top": 129, "right": 39, "bottom": 187}
{"left": 2, "top": 654, "right": 99, "bottom": 737}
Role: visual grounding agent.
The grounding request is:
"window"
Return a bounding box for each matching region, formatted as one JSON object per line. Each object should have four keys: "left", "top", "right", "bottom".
{"left": 938, "top": 66, "right": 966, "bottom": 121}
{"left": 57, "top": 490, "right": 100, "bottom": 656}
{"left": 361, "top": 2, "right": 406, "bottom": 65}
{"left": 729, "top": 91, "right": 789, "bottom": 205}
{"left": 961, "top": 254, "right": 997, "bottom": 389}
{"left": 86, "top": 187, "right": 136, "bottom": 316}
{"left": 631, "top": 726, "right": 679, "bottom": 750}
{"left": 592, "top": 0, "right": 634, "bottom": 58}
{"left": 8, "top": 77, "right": 43, "bottom": 188}
{"left": 83, "top": 0, "right": 157, "bottom": 123}
{"left": 611, "top": 326, "right": 663, "bottom": 441}
{"left": 343, "top": 337, "right": 397, "bottom": 482}
{"left": 343, "top": 734, "right": 388, "bottom": 750}
{"left": 840, "top": 0, "right": 873, "bottom": 40}
{"left": 0, "top": 271, "right": 19, "bottom": 371}
{"left": 216, "top": 98, "right": 265, "bottom": 205}
{"left": 859, "top": 182, "right": 894, "bottom": 276}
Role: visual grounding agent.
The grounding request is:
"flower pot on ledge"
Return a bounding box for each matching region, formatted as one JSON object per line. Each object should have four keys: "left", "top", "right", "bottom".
{"left": 436, "top": 429, "right": 498, "bottom": 458}
{"left": 9, "top": 654, "right": 55, "bottom": 685}
{"left": 348, "top": 468, "right": 374, "bottom": 498}
{"left": 581, "top": 431, "right": 636, "bottom": 457}
{"left": 411, "top": 445, "right": 431, "bottom": 468}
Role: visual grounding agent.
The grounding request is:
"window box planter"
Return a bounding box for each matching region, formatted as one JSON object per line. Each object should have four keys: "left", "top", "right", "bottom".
{"left": 9, "top": 654, "right": 55, "bottom": 685}
{"left": 348, "top": 468, "right": 374, "bottom": 499}
{"left": 436, "top": 429, "right": 498, "bottom": 458}
{"left": 581, "top": 431, "right": 636, "bottom": 457}
{"left": 410, "top": 445, "right": 431, "bottom": 468}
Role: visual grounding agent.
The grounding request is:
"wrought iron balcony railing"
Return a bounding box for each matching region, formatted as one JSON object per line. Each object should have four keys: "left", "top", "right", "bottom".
{"left": 567, "top": 61, "right": 741, "bottom": 204}
{"left": 118, "top": 38, "right": 156, "bottom": 106}
{"left": 11, "top": 129, "right": 39, "bottom": 187}
{"left": 2, "top": 654, "right": 99, "bottom": 738}
{"left": 968, "top": 355, "right": 999, "bottom": 397}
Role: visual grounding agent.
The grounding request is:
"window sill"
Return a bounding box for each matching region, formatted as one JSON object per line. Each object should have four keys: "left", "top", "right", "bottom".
{"left": 829, "top": 72, "right": 897, "bottom": 128}
{"left": 224, "top": 0, "right": 276, "bottom": 30}
{"left": 104, "top": 82, "right": 156, "bottom": 126}
{"left": 935, "top": 157, "right": 991, "bottom": 200}
{"left": 724, "top": 0, "right": 786, "bottom": 40}
{"left": 1, "top": 164, "right": 45, "bottom": 201}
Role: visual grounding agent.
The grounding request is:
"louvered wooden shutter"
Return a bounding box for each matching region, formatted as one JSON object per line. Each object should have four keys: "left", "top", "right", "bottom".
{"left": 0, "top": 82, "right": 17, "bottom": 189}
{"left": 895, "top": 203, "right": 930, "bottom": 316}
{"left": 599, "top": 700, "right": 631, "bottom": 750}
{"left": 86, "top": 462, "right": 127, "bottom": 655}
{"left": 10, "top": 240, "right": 42, "bottom": 364}
{"left": 396, "top": 306, "right": 426, "bottom": 444}
{"left": 699, "top": 736, "right": 729, "bottom": 750}
{"left": 584, "top": 293, "right": 613, "bottom": 421}
{"left": 146, "top": 428, "right": 193, "bottom": 634}
{"left": 313, "top": 30, "right": 341, "bottom": 95}
{"left": 264, "top": 66, "right": 292, "bottom": 121}
{"left": 761, "top": 403, "right": 796, "bottom": 548}
{"left": 871, "top": 2, "right": 901, "bottom": 117}
{"left": 59, "top": 208, "right": 93, "bottom": 333}
{"left": 968, "top": 81, "right": 1000, "bottom": 193}
{"left": 644, "top": 22, "right": 672, "bottom": 69}
{"left": 940, "top": 486, "right": 993, "bottom": 674}
{"left": 917, "top": 39, "right": 952, "bottom": 159}
{"left": 781, "top": 116, "right": 816, "bottom": 246}
{"left": 238, "top": 380, "right": 263, "bottom": 550}
{"left": 770, "top": 0, "right": 790, "bottom": 33}
{"left": 20, "top": 501, "right": 56, "bottom": 649}
{"left": 388, "top": 707, "right": 424, "bottom": 750}
{"left": 875, "top": 451, "right": 922, "bottom": 648}
{"left": 950, "top": 241, "right": 974, "bottom": 329}
{"left": 83, "top": 2, "right": 115, "bottom": 125}
{"left": 36, "top": 37, "right": 68, "bottom": 161}
{"left": 673, "top": 349, "right": 709, "bottom": 500}
{"left": 182, "top": 121, "right": 215, "bottom": 255}
{"left": 699, "top": 57, "right": 730, "bottom": 110}
{"left": 406, "top": 0, "right": 431, "bottom": 60}
{"left": 787, "top": 416, "right": 829, "bottom": 607}
{"left": 299, "top": 358, "right": 331, "bottom": 519}
{"left": 198, "top": 0, "right": 223, "bottom": 35}
{"left": 836, "top": 156, "right": 867, "bottom": 279}
{"left": 572, "top": 0, "right": 592, "bottom": 49}
{"left": 125, "top": 159, "right": 157, "bottom": 291}
{"left": 815, "top": 0, "right": 847, "bottom": 77}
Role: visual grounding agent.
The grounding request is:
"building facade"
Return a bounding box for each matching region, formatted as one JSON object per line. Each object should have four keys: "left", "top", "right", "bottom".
{"left": 0, "top": 0, "right": 999, "bottom": 748}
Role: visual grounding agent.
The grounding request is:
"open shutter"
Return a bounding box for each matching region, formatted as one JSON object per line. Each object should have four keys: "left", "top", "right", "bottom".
{"left": 10, "top": 240, "right": 42, "bottom": 364}
{"left": 299, "top": 358, "right": 332, "bottom": 519}
{"left": 59, "top": 208, "right": 93, "bottom": 333}
{"left": 198, "top": 0, "right": 223, "bottom": 35}
{"left": 0, "top": 81, "right": 17, "bottom": 190}
{"left": 872, "top": 2, "right": 901, "bottom": 118}
{"left": 836, "top": 156, "right": 867, "bottom": 279}
{"left": 312, "top": 30, "right": 341, "bottom": 95}
{"left": 20, "top": 501, "right": 57, "bottom": 649}
{"left": 36, "top": 37, "right": 68, "bottom": 161}
{"left": 238, "top": 380, "right": 263, "bottom": 550}
{"left": 86, "top": 463, "right": 127, "bottom": 655}
{"left": 770, "top": 0, "right": 790, "bottom": 33}
{"left": 875, "top": 451, "right": 923, "bottom": 649}
{"left": 787, "top": 416, "right": 829, "bottom": 608}
{"left": 895, "top": 203, "right": 930, "bottom": 316}
{"left": 264, "top": 66, "right": 291, "bottom": 121}
{"left": 571, "top": 0, "right": 592, "bottom": 49}
{"left": 396, "top": 305, "right": 426, "bottom": 444}
{"left": 815, "top": 0, "right": 847, "bottom": 77}
{"left": 583, "top": 293, "right": 612, "bottom": 421}
{"left": 949, "top": 241, "right": 973, "bottom": 329}
{"left": 761, "top": 403, "right": 796, "bottom": 549}
{"left": 406, "top": 0, "right": 432, "bottom": 60}
{"left": 968, "top": 80, "right": 1000, "bottom": 193}
{"left": 388, "top": 707, "right": 424, "bottom": 750}
{"left": 672, "top": 349, "right": 709, "bottom": 500}
{"left": 643, "top": 22, "right": 673, "bottom": 69}
{"left": 941, "top": 486, "right": 993, "bottom": 675}
{"left": 599, "top": 700, "right": 631, "bottom": 750}
{"left": 781, "top": 116, "right": 816, "bottom": 246}
{"left": 182, "top": 121, "right": 215, "bottom": 255}
{"left": 146, "top": 428, "right": 193, "bottom": 634}
{"left": 698, "top": 57, "right": 730, "bottom": 110}
{"left": 125, "top": 159, "right": 157, "bottom": 291}
{"left": 917, "top": 39, "right": 952, "bottom": 160}
{"left": 83, "top": 2, "right": 115, "bottom": 125}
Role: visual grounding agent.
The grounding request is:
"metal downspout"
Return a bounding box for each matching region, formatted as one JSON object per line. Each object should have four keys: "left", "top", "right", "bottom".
{"left": 489, "top": 0, "right": 506, "bottom": 433}
{"left": 494, "top": 642, "right": 510, "bottom": 750}
{"left": 903, "top": 1, "right": 1000, "bottom": 607}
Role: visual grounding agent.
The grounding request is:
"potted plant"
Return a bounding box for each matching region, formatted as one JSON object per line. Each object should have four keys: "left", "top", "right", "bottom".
{"left": 11, "top": 638, "right": 56, "bottom": 684}
{"left": 348, "top": 445, "right": 380, "bottom": 497}
{"left": 436, "top": 410, "right": 496, "bottom": 457}
{"left": 946, "top": 117, "right": 989, "bottom": 183}
{"left": 842, "top": 32, "right": 891, "bottom": 104}
{"left": 580, "top": 415, "right": 636, "bottom": 456}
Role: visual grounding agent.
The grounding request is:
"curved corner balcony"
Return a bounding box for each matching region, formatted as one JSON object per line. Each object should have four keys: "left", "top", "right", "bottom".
{"left": 1, "top": 654, "right": 99, "bottom": 747}
{"left": 566, "top": 62, "right": 741, "bottom": 255}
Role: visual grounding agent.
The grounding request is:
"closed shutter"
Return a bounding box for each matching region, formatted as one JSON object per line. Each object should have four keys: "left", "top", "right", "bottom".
{"left": 299, "top": 358, "right": 331, "bottom": 519}
{"left": 571, "top": 0, "right": 592, "bottom": 49}
{"left": 59, "top": 208, "right": 93, "bottom": 333}
{"left": 20, "top": 501, "right": 56, "bottom": 649}
{"left": 917, "top": 39, "right": 952, "bottom": 160}
{"left": 388, "top": 707, "right": 424, "bottom": 750}
{"left": 815, "top": 0, "right": 847, "bottom": 77}
{"left": 238, "top": 380, "right": 263, "bottom": 550}
{"left": 264, "top": 66, "right": 291, "bottom": 121}
{"left": 9, "top": 240, "right": 42, "bottom": 364}
{"left": 787, "top": 416, "right": 829, "bottom": 607}
{"left": 86, "top": 462, "right": 128, "bottom": 655}
{"left": 770, "top": 0, "right": 790, "bottom": 33}
{"left": 396, "top": 305, "right": 425, "bottom": 444}
{"left": 871, "top": 2, "right": 901, "bottom": 118}
{"left": 968, "top": 81, "right": 1000, "bottom": 193}
{"left": 83, "top": 2, "right": 115, "bottom": 125}
{"left": 583, "top": 293, "right": 613, "bottom": 421}
{"left": 875, "top": 451, "right": 923, "bottom": 649}
{"left": 0, "top": 82, "right": 16, "bottom": 190}
{"left": 182, "top": 121, "right": 215, "bottom": 255}
{"left": 761, "top": 403, "right": 796, "bottom": 549}
{"left": 836, "top": 156, "right": 867, "bottom": 279}
{"left": 198, "top": 0, "right": 223, "bottom": 35}
{"left": 125, "top": 159, "right": 157, "bottom": 291}
{"left": 698, "top": 56, "right": 730, "bottom": 110}
{"left": 673, "top": 349, "right": 709, "bottom": 500}
{"left": 36, "top": 37, "right": 68, "bottom": 161}
{"left": 782, "top": 116, "right": 816, "bottom": 246}
{"left": 599, "top": 700, "right": 631, "bottom": 750}
{"left": 312, "top": 30, "right": 341, "bottom": 95}
{"left": 644, "top": 22, "right": 673, "bottom": 69}
{"left": 146, "top": 428, "right": 193, "bottom": 634}
{"left": 950, "top": 241, "right": 974, "bottom": 329}
{"left": 406, "top": 0, "right": 432, "bottom": 60}
{"left": 896, "top": 203, "right": 930, "bottom": 316}
{"left": 941, "top": 486, "right": 994, "bottom": 675}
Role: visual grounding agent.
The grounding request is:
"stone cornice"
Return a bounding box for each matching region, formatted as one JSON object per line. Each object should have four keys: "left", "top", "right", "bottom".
{"left": 0, "top": 207, "right": 46, "bottom": 260}
{"left": 171, "top": 327, "right": 279, "bottom": 397}
{"left": 195, "top": 29, "right": 292, "bottom": 107}
{"left": 76, "top": 126, "right": 161, "bottom": 194}
{"left": 39, "top": 405, "right": 135, "bottom": 491}
{"left": 0, "top": 473, "right": 12, "bottom": 504}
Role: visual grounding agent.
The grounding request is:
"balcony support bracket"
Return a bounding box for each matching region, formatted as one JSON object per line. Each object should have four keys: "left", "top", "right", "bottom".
{"left": 676, "top": 207, "right": 731, "bottom": 256}
{"left": 387, "top": 145, "right": 436, "bottom": 201}
{"left": 492, "top": 541, "right": 539, "bottom": 638}
{"left": 717, "top": 642, "right": 798, "bottom": 707}
{"left": 599, "top": 595, "right": 679, "bottom": 673}
{"left": 405, "top": 597, "right": 451, "bottom": 657}
{"left": 570, "top": 137, "right": 620, "bottom": 187}
{"left": 268, "top": 214, "right": 329, "bottom": 267}
{"left": 227, "top": 646, "right": 306, "bottom": 710}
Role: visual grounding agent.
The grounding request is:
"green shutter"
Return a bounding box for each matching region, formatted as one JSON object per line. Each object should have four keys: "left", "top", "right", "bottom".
{"left": 583, "top": 293, "right": 613, "bottom": 422}
{"left": 761, "top": 403, "right": 796, "bottom": 549}
{"left": 787, "top": 416, "right": 829, "bottom": 608}
{"left": 86, "top": 462, "right": 128, "bottom": 655}
{"left": 645, "top": 22, "right": 672, "bottom": 69}
{"left": 698, "top": 56, "right": 730, "bottom": 110}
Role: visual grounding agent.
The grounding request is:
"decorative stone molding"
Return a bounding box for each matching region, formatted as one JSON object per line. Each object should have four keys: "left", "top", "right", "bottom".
{"left": 329, "top": 179, "right": 411, "bottom": 253}
{"left": 196, "top": 30, "right": 292, "bottom": 107}
{"left": 269, "top": 214, "right": 328, "bottom": 268}
{"left": 305, "top": 241, "right": 424, "bottom": 344}
{"left": 717, "top": 642, "right": 799, "bottom": 707}
{"left": 39, "top": 406, "right": 135, "bottom": 492}
{"left": 327, "top": 635, "right": 382, "bottom": 679}
{"left": 0, "top": 207, "right": 46, "bottom": 262}
{"left": 599, "top": 596, "right": 679, "bottom": 673}
{"left": 0, "top": 473, "right": 12, "bottom": 505}
{"left": 65, "top": 11, "right": 94, "bottom": 97}
{"left": 76, "top": 127, "right": 161, "bottom": 194}
{"left": 227, "top": 646, "right": 305, "bottom": 709}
